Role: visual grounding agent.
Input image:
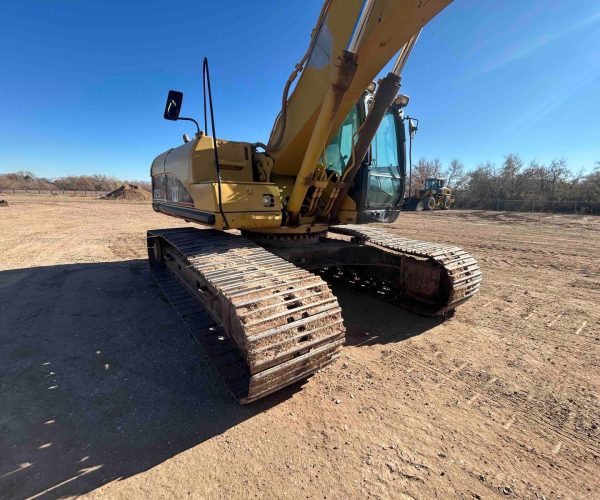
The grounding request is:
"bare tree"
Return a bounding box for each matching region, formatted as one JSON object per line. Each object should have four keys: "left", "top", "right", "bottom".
{"left": 498, "top": 153, "right": 530, "bottom": 199}
{"left": 408, "top": 158, "right": 443, "bottom": 195}
{"left": 0, "top": 172, "right": 55, "bottom": 190}
{"left": 445, "top": 159, "right": 466, "bottom": 190}
{"left": 545, "top": 158, "right": 569, "bottom": 201}
{"left": 466, "top": 161, "right": 497, "bottom": 200}
{"left": 0, "top": 172, "right": 151, "bottom": 192}
{"left": 453, "top": 155, "right": 600, "bottom": 211}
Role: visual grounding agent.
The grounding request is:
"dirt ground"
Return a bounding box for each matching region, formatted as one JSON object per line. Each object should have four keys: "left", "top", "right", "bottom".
{"left": 1, "top": 195, "right": 598, "bottom": 499}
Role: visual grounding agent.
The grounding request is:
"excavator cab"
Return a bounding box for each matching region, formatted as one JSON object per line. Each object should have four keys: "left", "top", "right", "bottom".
{"left": 345, "top": 102, "right": 407, "bottom": 223}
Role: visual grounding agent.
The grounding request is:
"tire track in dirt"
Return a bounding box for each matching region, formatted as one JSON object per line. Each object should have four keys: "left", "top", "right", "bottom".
{"left": 388, "top": 343, "right": 600, "bottom": 458}
{"left": 465, "top": 299, "right": 600, "bottom": 351}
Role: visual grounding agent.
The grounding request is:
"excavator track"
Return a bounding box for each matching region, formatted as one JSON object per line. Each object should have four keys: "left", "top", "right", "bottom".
{"left": 326, "top": 224, "right": 482, "bottom": 316}
{"left": 147, "top": 228, "right": 345, "bottom": 404}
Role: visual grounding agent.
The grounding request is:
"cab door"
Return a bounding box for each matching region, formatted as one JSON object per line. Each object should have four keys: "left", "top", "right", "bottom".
{"left": 351, "top": 107, "right": 407, "bottom": 223}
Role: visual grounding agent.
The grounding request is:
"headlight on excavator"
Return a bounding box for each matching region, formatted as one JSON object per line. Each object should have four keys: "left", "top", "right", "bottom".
{"left": 262, "top": 194, "right": 275, "bottom": 207}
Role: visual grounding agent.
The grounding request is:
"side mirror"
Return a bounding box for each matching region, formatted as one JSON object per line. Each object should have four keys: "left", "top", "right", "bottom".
{"left": 408, "top": 118, "right": 418, "bottom": 138}
{"left": 163, "top": 90, "right": 184, "bottom": 121}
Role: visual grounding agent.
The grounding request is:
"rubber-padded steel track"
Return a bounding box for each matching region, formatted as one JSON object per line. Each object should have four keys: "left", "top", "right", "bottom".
{"left": 328, "top": 224, "right": 482, "bottom": 315}
{"left": 148, "top": 228, "right": 345, "bottom": 404}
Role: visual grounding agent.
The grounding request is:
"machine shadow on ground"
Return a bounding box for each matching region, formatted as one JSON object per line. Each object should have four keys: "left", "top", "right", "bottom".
{"left": 330, "top": 283, "right": 439, "bottom": 347}
{"left": 0, "top": 260, "right": 293, "bottom": 498}
{"left": 0, "top": 259, "right": 436, "bottom": 498}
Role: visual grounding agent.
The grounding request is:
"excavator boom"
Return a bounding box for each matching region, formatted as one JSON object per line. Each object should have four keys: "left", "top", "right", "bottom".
{"left": 267, "top": 0, "right": 451, "bottom": 176}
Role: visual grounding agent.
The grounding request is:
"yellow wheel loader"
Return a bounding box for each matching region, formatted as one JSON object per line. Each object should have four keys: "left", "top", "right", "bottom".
{"left": 148, "top": 0, "right": 481, "bottom": 403}
{"left": 404, "top": 177, "right": 453, "bottom": 211}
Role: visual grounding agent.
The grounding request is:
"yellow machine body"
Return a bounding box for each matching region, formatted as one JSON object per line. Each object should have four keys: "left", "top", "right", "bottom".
{"left": 151, "top": 135, "right": 282, "bottom": 230}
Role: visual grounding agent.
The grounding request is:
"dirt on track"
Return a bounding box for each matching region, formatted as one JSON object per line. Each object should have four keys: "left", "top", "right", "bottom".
{"left": 0, "top": 195, "right": 598, "bottom": 499}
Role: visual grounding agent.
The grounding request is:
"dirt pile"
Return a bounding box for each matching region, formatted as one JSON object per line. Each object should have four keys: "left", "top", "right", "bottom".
{"left": 101, "top": 184, "right": 151, "bottom": 201}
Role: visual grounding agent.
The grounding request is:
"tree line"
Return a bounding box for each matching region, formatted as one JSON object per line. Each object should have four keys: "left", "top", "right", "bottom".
{"left": 0, "top": 171, "right": 151, "bottom": 192}
{"left": 3, "top": 157, "right": 600, "bottom": 212}
{"left": 408, "top": 155, "right": 600, "bottom": 209}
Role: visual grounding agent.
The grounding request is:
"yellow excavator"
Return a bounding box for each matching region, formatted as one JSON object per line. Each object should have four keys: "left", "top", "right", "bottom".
{"left": 148, "top": 0, "right": 481, "bottom": 403}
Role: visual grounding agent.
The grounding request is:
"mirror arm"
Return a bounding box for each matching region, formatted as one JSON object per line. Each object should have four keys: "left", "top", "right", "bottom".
{"left": 405, "top": 115, "right": 419, "bottom": 138}
{"left": 177, "top": 117, "right": 201, "bottom": 137}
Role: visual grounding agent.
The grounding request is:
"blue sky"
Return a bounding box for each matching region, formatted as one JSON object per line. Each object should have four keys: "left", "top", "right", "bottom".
{"left": 1, "top": 0, "right": 598, "bottom": 180}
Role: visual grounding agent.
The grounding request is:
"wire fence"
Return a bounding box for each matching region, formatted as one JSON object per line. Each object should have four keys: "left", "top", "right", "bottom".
{"left": 454, "top": 198, "right": 600, "bottom": 215}
{"left": 0, "top": 188, "right": 109, "bottom": 197}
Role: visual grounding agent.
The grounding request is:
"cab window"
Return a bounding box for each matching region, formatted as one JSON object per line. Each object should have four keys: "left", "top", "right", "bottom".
{"left": 424, "top": 179, "right": 436, "bottom": 190}
{"left": 366, "top": 111, "right": 403, "bottom": 207}
{"left": 324, "top": 105, "right": 360, "bottom": 175}
{"left": 371, "top": 112, "right": 399, "bottom": 170}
